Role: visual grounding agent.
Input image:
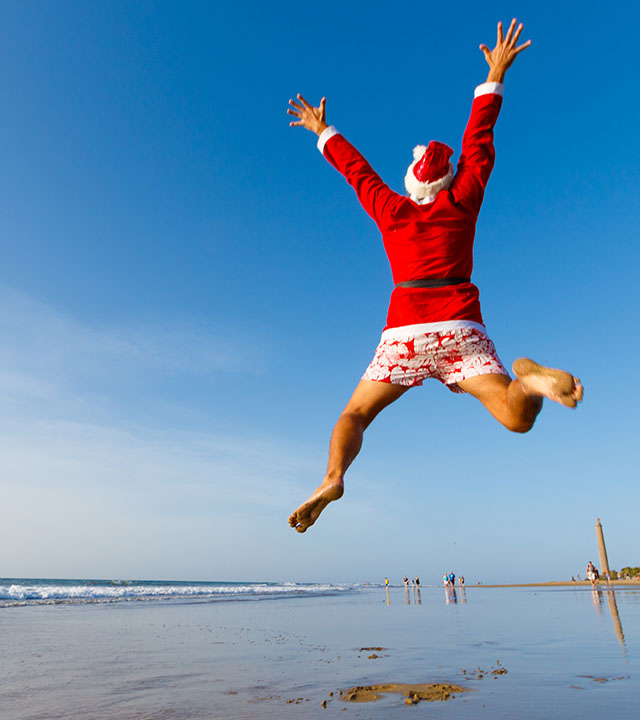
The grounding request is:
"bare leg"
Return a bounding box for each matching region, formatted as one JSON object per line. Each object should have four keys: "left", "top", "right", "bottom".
{"left": 288, "top": 380, "right": 408, "bottom": 533}
{"left": 458, "top": 358, "right": 583, "bottom": 433}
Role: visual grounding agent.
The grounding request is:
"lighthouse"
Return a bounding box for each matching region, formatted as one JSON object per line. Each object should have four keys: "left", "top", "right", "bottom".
{"left": 595, "top": 518, "right": 610, "bottom": 575}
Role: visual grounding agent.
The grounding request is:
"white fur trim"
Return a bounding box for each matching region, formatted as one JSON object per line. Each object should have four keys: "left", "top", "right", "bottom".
{"left": 413, "top": 145, "right": 427, "bottom": 161}
{"left": 317, "top": 125, "right": 339, "bottom": 153}
{"left": 474, "top": 82, "right": 504, "bottom": 98}
{"left": 380, "top": 320, "right": 485, "bottom": 342}
{"left": 404, "top": 160, "right": 454, "bottom": 200}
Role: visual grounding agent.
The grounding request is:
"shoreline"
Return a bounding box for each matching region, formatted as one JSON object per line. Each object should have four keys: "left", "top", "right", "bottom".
{"left": 465, "top": 580, "right": 640, "bottom": 588}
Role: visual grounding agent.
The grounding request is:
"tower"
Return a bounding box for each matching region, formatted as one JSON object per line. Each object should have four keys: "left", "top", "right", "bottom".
{"left": 595, "top": 517, "right": 610, "bottom": 575}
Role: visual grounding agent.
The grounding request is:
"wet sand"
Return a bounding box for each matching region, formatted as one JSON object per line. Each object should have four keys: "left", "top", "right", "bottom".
{"left": 471, "top": 580, "right": 640, "bottom": 588}
{"left": 341, "top": 681, "right": 467, "bottom": 703}
{"left": 2, "top": 585, "right": 639, "bottom": 719}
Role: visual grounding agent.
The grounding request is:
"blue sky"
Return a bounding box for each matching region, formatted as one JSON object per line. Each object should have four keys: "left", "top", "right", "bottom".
{"left": 1, "top": 0, "right": 638, "bottom": 584}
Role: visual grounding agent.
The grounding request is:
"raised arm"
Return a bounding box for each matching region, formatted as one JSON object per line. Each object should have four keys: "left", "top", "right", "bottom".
{"left": 287, "top": 95, "right": 399, "bottom": 225}
{"left": 451, "top": 18, "right": 531, "bottom": 212}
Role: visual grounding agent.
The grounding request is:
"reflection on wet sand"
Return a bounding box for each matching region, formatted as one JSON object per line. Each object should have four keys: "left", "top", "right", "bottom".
{"left": 591, "top": 589, "right": 603, "bottom": 614}
{"left": 605, "top": 589, "right": 626, "bottom": 649}
{"left": 395, "top": 585, "right": 421, "bottom": 605}
{"left": 383, "top": 584, "right": 625, "bottom": 651}
{"left": 590, "top": 587, "right": 626, "bottom": 650}
{"left": 444, "top": 587, "right": 457, "bottom": 605}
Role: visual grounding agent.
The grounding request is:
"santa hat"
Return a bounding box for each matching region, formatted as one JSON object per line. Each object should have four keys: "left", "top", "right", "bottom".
{"left": 404, "top": 141, "right": 454, "bottom": 201}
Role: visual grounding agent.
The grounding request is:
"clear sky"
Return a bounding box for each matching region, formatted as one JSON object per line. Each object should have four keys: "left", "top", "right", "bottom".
{"left": 1, "top": 0, "right": 638, "bottom": 584}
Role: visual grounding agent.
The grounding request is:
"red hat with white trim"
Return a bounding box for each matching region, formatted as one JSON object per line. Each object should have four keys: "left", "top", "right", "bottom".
{"left": 404, "top": 141, "right": 454, "bottom": 201}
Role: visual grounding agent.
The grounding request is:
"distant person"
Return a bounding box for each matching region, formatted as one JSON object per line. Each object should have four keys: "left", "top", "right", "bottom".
{"left": 459, "top": 576, "right": 465, "bottom": 586}
{"left": 385, "top": 577, "right": 389, "bottom": 587}
{"left": 403, "top": 576, "right": 409, "bottom": 587}
{"left": 415, "top": 577, "right": 420, "bottom": 587}
{"left": 287, "top": 18, "right": 582, "bottom": 534}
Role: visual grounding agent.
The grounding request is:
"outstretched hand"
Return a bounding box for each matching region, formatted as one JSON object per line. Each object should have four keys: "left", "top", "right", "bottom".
{"left": 288, "top": 94, "right": 328, "bottom": 137}
{"left": 480, "top": 18, "right": 531, "bottom": 83}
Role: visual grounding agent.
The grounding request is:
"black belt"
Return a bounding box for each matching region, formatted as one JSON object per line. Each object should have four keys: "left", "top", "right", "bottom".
{"left": 395, "top": 277, "right": 470, "bottom": 289}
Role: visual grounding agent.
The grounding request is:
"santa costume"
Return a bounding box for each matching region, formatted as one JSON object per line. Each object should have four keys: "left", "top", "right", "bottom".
{"left": 316, "top": 82, "right": 509, "bottom": 391}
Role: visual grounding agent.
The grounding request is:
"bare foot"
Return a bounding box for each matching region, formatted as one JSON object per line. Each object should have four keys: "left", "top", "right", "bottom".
{"left": 512, "top": 357, "right": 584, "bottom": 408}
{"left": 288, "top": 480, "right": 344, "bottom": 533}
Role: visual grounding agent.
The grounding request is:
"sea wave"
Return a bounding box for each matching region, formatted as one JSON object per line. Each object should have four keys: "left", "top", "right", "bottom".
{"left": 0, "top": 579, "right": 357, "bottom": 607}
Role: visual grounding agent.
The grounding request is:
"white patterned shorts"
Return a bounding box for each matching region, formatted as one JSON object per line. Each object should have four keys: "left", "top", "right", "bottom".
{"left": 362, "top": 323, "right": 509, "bottom": 393}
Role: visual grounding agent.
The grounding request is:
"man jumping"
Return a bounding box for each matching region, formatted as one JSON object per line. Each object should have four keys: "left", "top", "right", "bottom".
{"left": 287, "top": 19, "right": 583, "bottom": 534}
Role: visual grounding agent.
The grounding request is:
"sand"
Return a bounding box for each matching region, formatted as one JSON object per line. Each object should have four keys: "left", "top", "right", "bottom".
{"left": 341, "top": 681, "right": 467, "bottom": 703}
{"left": 471, "top": 580, "right": 640, "bottom": 588}
{"left": 2, "top": 585, "right": 639, "bottom": 719}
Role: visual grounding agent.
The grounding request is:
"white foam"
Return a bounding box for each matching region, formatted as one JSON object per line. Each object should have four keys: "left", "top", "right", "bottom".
{"left": 0, "top": 580, "right": 355, "bottom": 606}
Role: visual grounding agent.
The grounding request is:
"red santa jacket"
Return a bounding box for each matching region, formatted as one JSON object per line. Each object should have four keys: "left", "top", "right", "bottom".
{"left": 317, "top": 82, "right": 503, "bottom": 331}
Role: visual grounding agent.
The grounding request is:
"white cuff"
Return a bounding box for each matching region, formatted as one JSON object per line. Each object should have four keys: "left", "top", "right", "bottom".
{"left": 317, "top": 125, "right": 339, "bottom": 153}
{"left": 474, "top": 82, "right": 504, "bottom": 98}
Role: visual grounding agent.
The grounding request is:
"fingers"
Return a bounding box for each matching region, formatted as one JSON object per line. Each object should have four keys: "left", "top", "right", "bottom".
{"left": 288, "top": 99, "right": 303, "bottom": 122}
{"left": 288, "top": 97, "right": 306, "bottom": 127}
{"left": 491, "top": 18, "right": 530, "bottom": 61}
{"left": 504, "top": 17, "right": 517, "bottom": 44}
{"left": 511, "top": 21, "right": 523, "bottom": 46}
{"left": 290, "top": 94, "right": 324, "bottom": 114}
{"left": 479, "top": 43, "right": 490, "bottom": 60}
{"left": 287, "top": 94, "right": 327, "bottom": 130}
{"left": 287, "top": 100, "right": 302, "bottom": 126}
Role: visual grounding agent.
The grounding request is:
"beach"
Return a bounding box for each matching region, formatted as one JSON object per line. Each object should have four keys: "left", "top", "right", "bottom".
{"left": 1, "top": 581, "right": 639, "bottom": 719}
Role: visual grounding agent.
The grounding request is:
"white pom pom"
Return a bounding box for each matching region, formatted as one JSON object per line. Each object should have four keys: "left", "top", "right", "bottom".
{"left": 413, "top": 145, "right": 426, "bottom": 161}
